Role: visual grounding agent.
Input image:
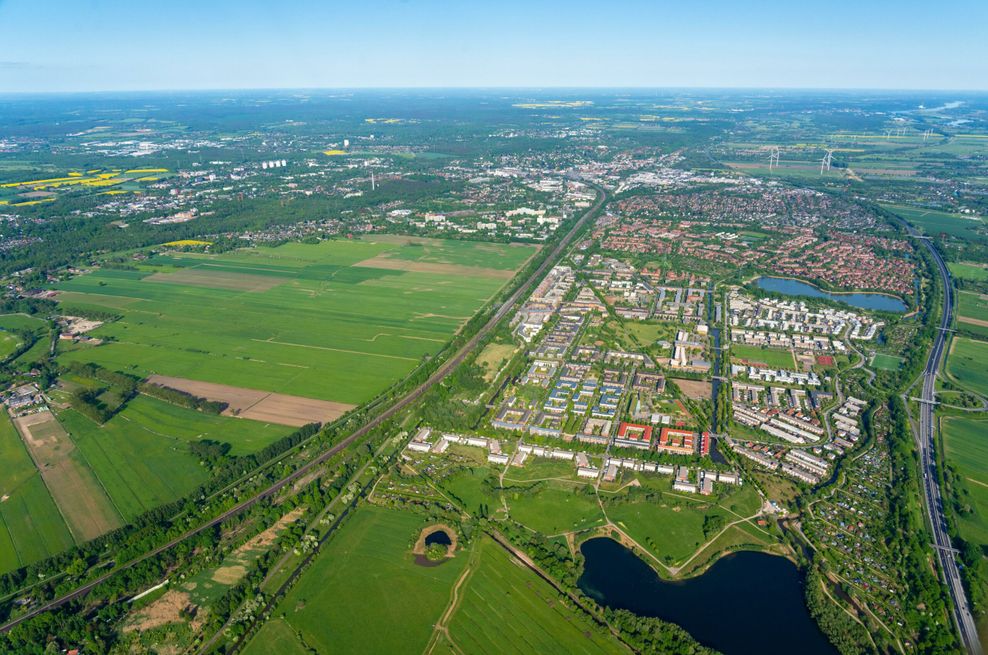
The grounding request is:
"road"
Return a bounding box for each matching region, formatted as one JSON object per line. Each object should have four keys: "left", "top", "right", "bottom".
{"left": 912, "top": 229, "right": 983, "bottom": 655}
{"left": 0, "top": 182, "right": 607, "bottom": 634}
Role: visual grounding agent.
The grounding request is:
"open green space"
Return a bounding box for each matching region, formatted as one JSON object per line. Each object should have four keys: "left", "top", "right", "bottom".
{"left": 242, "top": 618, "right": 309, "bottom": 655}
{"left": 871, "top": 353, "right": 904, "bottom": 371}
{"left": 957, "top": 292, "right": 988, "bottom": 336}
{"left": 943, "top": 417, "right": 988, "bottom": 548}
{"left": 53, "top": 239, "right": 529, "bottom": 405}
{"left": 0, "top": 414, "right": 75, "bottom": 574}
{"left": 446, "top": 536, "right": 624, "bottom": 654}
{"left": 730, "top": 343, "right": 796, "bottom": 369}
{"left": 52, "top": 394, "right": 284, "bottom": 521}
{"left": 507, "top": 483, "right": 606, "bottom": 535}
{"left": 264, "top": 505, "right": 468, "bottom": 655}
{"left": 0, "top": 332, "right": 22, "bottom": 360}
{"left": 440, "top": 467, "right": 497, "bottom": 516}
{"left": 950, "top": 262, "right": 988, "bottom": 283}
{"left": 947, "top": 338, "right": 988, "bottom": 397}
{"left": 882, "top": 203, "right": 986, "bottom": 240}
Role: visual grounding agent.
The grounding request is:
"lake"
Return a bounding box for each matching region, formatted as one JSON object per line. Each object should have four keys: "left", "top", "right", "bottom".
{"left": 578, "top": 538, "right": 837, "bottom": 655}
{"left": 755, "top": 276, "right": 907, "bottom": 313}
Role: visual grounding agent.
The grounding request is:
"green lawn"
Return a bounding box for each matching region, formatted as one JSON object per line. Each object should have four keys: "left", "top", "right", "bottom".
{"left": 730, "top": 343, "right": 796, "bottom": 369}
{"left": 54, "top": 239, "right": 530, "bottom": 406}
{"left": 447, "top": 536, "right": 625, "bottom": 654}
{"left": 265, "top": 505, "right": 468, "bottom": 655}
{"left": 507, "top": 483, "right": 607, "bottom": 535}
{"left": 947, "top": 338, "right": 988, "bottom": 397}
{"left": 871, "top": 353, "right": 904, "bottom": 371}
{"left": 0, "top": 414, "right": 75, "bottom": 574}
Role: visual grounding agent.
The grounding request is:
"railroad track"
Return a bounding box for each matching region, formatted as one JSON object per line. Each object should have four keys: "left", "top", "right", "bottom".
{"left": 0, "top": 181, "right": 607, "bottom": 634}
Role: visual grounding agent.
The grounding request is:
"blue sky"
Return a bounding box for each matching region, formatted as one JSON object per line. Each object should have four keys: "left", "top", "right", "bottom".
{"left": 0, "top": 0, "right": 985, "bottom": 92}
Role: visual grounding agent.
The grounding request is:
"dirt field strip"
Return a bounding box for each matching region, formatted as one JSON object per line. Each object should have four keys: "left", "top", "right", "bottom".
{"left": 958, "top": 315, "right": 988, "bottom": 328}
{"left": 670, "top": 378, "right": 713, "bottom": 400}
{"left": 353, "top": 253, "right": 515, "bottom": 280}
{"left": 146, "top": 375, "right": 355, "bottom": 427}
{"left": 12, "top": 410, "right": 121, "bottom": 542}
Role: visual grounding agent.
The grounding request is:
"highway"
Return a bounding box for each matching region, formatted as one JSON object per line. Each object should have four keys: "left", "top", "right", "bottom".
{"left": 0, "top": 183, "right": 607, "bottom": 634}
{"left": 912, "top": 228, "right": 983, "bottom": 655}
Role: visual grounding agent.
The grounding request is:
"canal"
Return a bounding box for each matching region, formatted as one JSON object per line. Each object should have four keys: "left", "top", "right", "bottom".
{"left": 578, "top": 538, "right": 837, "bottom": 655}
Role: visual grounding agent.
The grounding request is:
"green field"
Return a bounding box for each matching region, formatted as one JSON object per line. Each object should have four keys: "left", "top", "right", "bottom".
{"left": 242, "top": 618, "right": 310, "bottom": 655}
{"left": 605, "top": 485, "right": 760, "bottom": 565}
{"left": 54, "top": 239, "right": 531, "bottom": 405}
{"left": 943, "top": 417, "right": 988, "bottom": 547}
{"left": 55, "top": 397, "right": 249, "bottom": 521}
{"left": 882, "top": 203, "right": 986, "bottom": 240}
{"left": 730, "top": 343, "right": 796, "bottom": 369}
{"left": 947, "top": 338, "right": 988, "bottom": 397}
{"left": 957, "top": 292, "right": 988, "bottom": 338}
{"left": 446, "top": 537, "right": 624, "bottom": 654}
{"left": 263, "top": 505, "right": 468, "bottom": 655}
{"left": 0, "top": 415, "right": 75, "bottom": 574}
{"left": 949, "top": 262, "right": 988, "bottom": 283}
{"left": 506, "top": 483, "right": 607, "bottom": 535}
{"left": 871, "top": 353, "right": 904, "bottom": 371}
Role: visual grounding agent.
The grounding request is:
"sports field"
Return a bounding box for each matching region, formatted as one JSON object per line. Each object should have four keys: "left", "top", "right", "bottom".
{"left": 0, "top": 414, "right": 75, "bottom": 574}
{"left": 264, "top": 505, "right": 469, "bottom": 654}
{"left": 443, "top": 537, "right": 624, "bottom": 654}
{"left": 947, "top": 338, "right": 988, "bottom": 397}
{"left": 730, "top": 343, "right": 796, "bottom": 369}
{"left": 55, "top": 238, "right": 534, "bottom": 407}
{"left": 871, "top": 353, "right": 904, "bottom": 371}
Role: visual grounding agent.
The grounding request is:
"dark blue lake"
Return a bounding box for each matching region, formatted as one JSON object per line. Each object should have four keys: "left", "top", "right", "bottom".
{"left": 578, "top": 538, "right": 837, "bottom": 655}
{"left": 755, "top": 276, "right": 907, "bottom": 313}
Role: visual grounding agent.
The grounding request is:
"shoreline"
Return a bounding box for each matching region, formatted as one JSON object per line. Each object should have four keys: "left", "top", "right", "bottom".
{"left": 754, "top": 275, "right": 909, "bottom": 304}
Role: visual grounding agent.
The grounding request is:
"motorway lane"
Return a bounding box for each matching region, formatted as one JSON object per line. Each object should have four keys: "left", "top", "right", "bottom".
{"left": 914, "top": 231, "right": 983, "bottom": 655}
{"left": 0, "top": 183, "right": 607, "bottom": 635}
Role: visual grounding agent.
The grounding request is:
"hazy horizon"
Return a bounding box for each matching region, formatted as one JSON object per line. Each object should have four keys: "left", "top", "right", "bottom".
{"left": 1, "top": 0, "right": 985, "bottom": 93}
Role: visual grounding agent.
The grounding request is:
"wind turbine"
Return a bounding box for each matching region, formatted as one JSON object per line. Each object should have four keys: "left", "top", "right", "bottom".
{"left": 820, "top": 149, "right": 834, "bottom": 174}
{"left": 768, "top": 146, "right": 781, "bottom": 171}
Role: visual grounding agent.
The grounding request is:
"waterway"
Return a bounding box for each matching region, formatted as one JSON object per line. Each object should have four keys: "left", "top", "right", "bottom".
{"left": 755, "top": 276, "right": 907, "bottom": 313}
{"left": 578, "top": 538, "right": 837, "bottom": 655}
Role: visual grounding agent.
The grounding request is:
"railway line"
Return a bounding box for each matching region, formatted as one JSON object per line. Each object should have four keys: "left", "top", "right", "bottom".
{"left": 0, "top": 183, "right": 607, "bottom": 635}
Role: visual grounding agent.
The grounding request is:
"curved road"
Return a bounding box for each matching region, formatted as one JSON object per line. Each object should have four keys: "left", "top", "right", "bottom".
{"left": 912, "top": 228, "right": 982, "bottom": 655}
{"left": 0, "top": 182, "right": 607, "bottom": 634}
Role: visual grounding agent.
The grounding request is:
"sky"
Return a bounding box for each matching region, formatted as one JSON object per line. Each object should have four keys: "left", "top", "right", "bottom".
{"left": 1, "top": 0, "right": 986, "bottom": 93}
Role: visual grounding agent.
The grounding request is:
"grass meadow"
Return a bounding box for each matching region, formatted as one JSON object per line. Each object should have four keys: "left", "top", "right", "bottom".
{"left": 54, "top": 238, "right": 532, "bottom": 406}
{"left": 944, "top": 417, "right": 988, "bottom": 547}
{"left": 0, "top": 415, "right": 75, "bottom": 574}
{"left": 446, "top": 536, "right": 625, "bottom": 654}
{"left": 881, "top": 203, "right": 986, "bottom": 240}
{"left": 947, "top": 338, "right": 988, "bottom": 397}
{"left": 268, "top": 505, "right": 468, "bottom": 654}
{"left": 54, "top": 394, "right": 288, "bottom": 522}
